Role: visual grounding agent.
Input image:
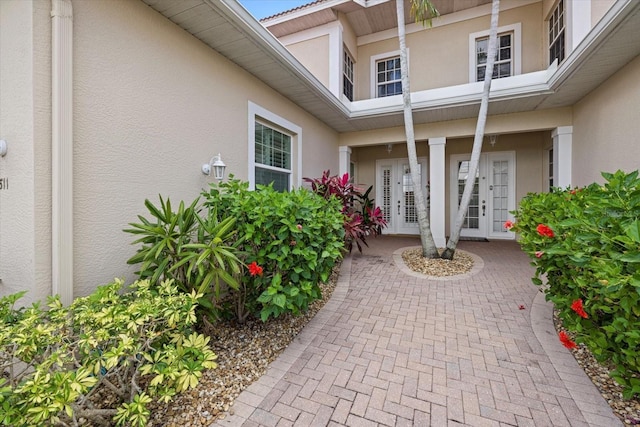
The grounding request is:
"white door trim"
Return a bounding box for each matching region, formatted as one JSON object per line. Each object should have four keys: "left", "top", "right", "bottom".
{"left": 376, "top": 157, "right": 427, "bottom": 235}
{"left": 449, "top": 151, "right": 516, "bottom": 240}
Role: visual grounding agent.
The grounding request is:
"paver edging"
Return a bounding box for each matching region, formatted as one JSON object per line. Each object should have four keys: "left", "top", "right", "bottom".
{"left": 530, "top": 291, "right": 623, "bottom": 427}
{"left": 214, "top": 254, "right": 354, "bottom": 426}
{"left": 392, "top": 246, "right": 485, "bottom": 281}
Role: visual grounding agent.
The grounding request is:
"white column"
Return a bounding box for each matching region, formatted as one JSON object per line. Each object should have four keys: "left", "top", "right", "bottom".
{"left": 52, "top": 0, "right": 74, "bottom": 305}
{"left": 429, "top": 137, "right": 446, "bottom": 248}
{"left": 566, "top": 0, "right": 591, "bottom": 51}
{"left": 552, "top": 126, "right": 573, "bottom": 188}
{"left": 339, "top": 146, "right": 351, "bottom": 177}
{"left": 328, "top": 23, "right": 342, "bottom": 98}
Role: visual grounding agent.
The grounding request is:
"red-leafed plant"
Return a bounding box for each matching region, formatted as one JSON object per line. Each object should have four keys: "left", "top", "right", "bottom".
{"left": 304, "top": 170, "right": 387, "bottom": 252}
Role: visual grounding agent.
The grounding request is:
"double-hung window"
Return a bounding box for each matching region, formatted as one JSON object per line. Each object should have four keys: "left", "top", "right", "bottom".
{"left": 469, "top": 23, "right": 521, "bottom": 83}
{"left": 376, "top": 56, "right": 402, "bottom": 97}
{"left": 343, "top": 49, "right": 355, "bottom": 101}
{"left": 549, "top": 0, "right": 565, "bottom": 65}
{"left": 476, "top": 32, "right": 513, "bottom": 81}
{"left": 254, "top": 122, "right": 291, "bottom": 192}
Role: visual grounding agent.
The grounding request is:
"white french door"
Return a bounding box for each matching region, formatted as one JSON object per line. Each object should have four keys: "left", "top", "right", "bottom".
{"left": 376, "top": 158, "right": 427, "bottom": 235}
{"left": 450, "top": 152, "right": 516, "bottom": 240}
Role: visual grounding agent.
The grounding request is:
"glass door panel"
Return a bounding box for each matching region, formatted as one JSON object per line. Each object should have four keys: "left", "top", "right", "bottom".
{"left": 401, "top": 163, "right": 420, "bottom": 231}
{"left": 457, "top": 161, "right": 480, "bottom": 231}
{"left": 377, "top": 158, "right": 427, "bottom": 235}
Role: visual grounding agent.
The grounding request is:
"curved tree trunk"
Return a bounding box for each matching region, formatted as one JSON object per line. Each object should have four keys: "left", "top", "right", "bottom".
{"left": 441, "top": 0, "right": 501, "bottom": 260}
{"left": 396, "top": 0, "right": 439, "bottom": 258}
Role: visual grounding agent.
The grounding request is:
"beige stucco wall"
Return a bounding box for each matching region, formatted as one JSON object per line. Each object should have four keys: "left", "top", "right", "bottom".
{"left": 340, "top": 12, "right": 358, "bottom": 65}
{"left": 70, "top": 0, "right": 339, "bottom": 297}
{"left": 591, "top": 0, "right": 616, "bottom": 26}
{"left": 572, "top": 54, "right": 640, "bottom": 186}
{"left": 285, "top": 34, "right": 331, "bottom": 88}
{"left": 1, "top": 0, "right": 339, "bottom": 303}
{"left": 355, "top": 2, "right": 544, "bottom": 99}
{"left": 0, "top": 0, "right": 52, "bottom": 305}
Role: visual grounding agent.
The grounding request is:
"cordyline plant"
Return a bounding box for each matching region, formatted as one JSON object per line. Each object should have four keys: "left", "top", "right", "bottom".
{"left": 512, "top": 170, "right": 640, "bottom": 398}
{"left": 0, "top": 279, "right": 217, "bottom": 426}
{"left": 304, "top": 170, "right": 387, "bottom": 252}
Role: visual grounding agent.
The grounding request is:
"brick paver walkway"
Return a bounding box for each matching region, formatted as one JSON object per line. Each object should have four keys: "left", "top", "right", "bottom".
{"left": 215, "top": 237, "right": 622, "bottom": 426}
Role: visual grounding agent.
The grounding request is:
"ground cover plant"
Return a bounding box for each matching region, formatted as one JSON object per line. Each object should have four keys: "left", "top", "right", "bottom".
{"left": 512, "top": 170, "right": 640, "bottom": 397}
{"left": 304, "top": 170, "right": 387, "bottom": 252}
{"left": 0, "top": 279, "right": 216, "bottom": 426}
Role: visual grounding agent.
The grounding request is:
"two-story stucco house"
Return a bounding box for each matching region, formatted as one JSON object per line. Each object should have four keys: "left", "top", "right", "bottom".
{"left": 1, "top": 0, "right": 639, "bottom": 305}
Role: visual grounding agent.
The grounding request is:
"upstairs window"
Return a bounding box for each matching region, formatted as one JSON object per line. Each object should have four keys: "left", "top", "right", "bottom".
{"left": 549, "top": 0, "right": 565, "bottom": 65}
{"left": 376, "top": 56, "right": 402, "bottom": 97}
{"left": 254, "top": 122, "right": 291, "bottom": 192}
{"left": 469, "top": 24, "right": 521, "bottom": 83}
{"left": 476, "top": 32, "right": 513, "bottom": 81}
{"left": 343, "top": 49, "right": 355, "bottom": 101}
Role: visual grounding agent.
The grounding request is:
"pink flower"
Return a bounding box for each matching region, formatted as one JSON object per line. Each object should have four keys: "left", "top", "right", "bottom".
{"left": 536, "top": 224, "right": 554, "bottom": 238}
{"left": 248, "top": 262, "right": 263, "bottom": 277}
{"left": 559, "top": 331, "right": 577, "bottom": 349}
{"left": 504, "top": 220, "right": 514, "bottom": 230}
{"left": 296, "top": 224, "right": 303, "bottom": 231}
{"left": 570, "top": 299, "right": 588, "bottom": 319}
{"left": 535, "top": 251, "right": 544, "bottom": 258}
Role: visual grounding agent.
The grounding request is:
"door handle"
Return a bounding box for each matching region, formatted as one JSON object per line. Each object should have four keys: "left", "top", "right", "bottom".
{"left": 482, "top": 200, "right": 486, "bottom": 216}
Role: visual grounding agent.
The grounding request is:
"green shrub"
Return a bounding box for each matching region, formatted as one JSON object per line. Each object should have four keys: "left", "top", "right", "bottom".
{"left": 0, "top": 279, "right": 216, "bottom": 426}
{"left": 125, "top": 196, "right": 243, "bottom": 320}
{"left": 202, "top": 178, "right": 345, "bottom": 322}
{"left": 513, "top": 170, "right": 640, "bottom": 397}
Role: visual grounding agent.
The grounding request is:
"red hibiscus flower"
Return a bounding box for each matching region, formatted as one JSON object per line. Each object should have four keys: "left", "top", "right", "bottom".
{"left": 248, "top": 262, "right": 263, "bottom": 276}
{"left": 570, "top": 299, "right": 588, "bottom": 319}
{"left": 559, "top": 331, "right": 577, "bottom": 349}
{"left": 504, "top": 220, "right": 514, "bottom": 230}
{"left": 536, "top": 224, "right": 554, "bottom": 238}
{"left": 535, "top": 251, "right": 544, "bottom": 258}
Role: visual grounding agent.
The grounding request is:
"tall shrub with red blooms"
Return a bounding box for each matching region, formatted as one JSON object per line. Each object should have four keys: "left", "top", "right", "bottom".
{"left": 513, "top": 170, "right": 640, "bottom": 398}
{"left": 304, "top": 170, "right": 387, "bottom": 252}
{"left": 202, "top": 178, "right": 345, "bottom": 322}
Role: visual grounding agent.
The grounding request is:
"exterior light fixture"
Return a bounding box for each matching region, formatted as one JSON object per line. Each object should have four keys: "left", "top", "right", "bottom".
{"left": 488, "top": 134, "right": 498, "bottom": 147}
{"left": 0, "top": 140, "right": 7, "bottom": 157}
{"left": 202, "top": 153, "right": 226, "bottom": 180}
{"left": 386, "top": 143, "right": 393, "bottom": 154}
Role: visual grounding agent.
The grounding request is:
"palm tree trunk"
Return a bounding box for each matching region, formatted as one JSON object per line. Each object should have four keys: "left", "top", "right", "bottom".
{"left": 441, "top": 0, "right": 501, "bottom": 260}
{"left": 396, "top": 0, "right": 438, "bottom": 258}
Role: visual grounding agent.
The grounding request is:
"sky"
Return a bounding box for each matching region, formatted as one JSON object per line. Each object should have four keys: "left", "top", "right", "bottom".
{"left": 238, "top": 0, "right": 314, "bottom": 20}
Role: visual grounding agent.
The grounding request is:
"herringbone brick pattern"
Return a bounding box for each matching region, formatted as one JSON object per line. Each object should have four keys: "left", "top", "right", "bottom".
{"left": 215, "top": 237, "right": 621, "bottom": 427}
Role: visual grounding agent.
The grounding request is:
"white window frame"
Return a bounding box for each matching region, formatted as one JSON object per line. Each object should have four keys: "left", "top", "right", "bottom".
{"left": 548, "top": 0, "right": 565, "bottom": 65}
{"left": 248, "top": 102, "right": 302, "bottom": 191}
{"left": 468, "top": 23, "right": 521, "bottom": 83}
{"left": 343, "top": 47, "right": 355, "bottom": 102}
{"left": 370, "top": 49, "right": 408, "bottom": 99}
